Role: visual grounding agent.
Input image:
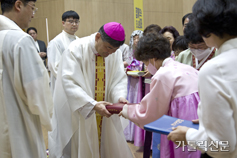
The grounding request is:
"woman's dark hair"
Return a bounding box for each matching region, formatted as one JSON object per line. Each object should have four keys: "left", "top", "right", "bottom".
{"left": 134, "top": 33, "right": 171, "bottom": 61}
{"left": 98, "top": 25, "right": 125, "bottom": 48}
{"left": 192, "top": 0, "right": 237, "bottom": 38}
{"left": 27, "top": 27, "right": 37, "bottom": 34}
{"left": 184, "top": 19, "right": 204, "bottom": 44}
{"left": 143, "top": 24, "right": 162, "bottom": 36}
{"left": 172, "top": 36, "right": 188, "bottom": 51}
{"left": 159, "top": 26, "right": 180, "bottom": 40}
{"left": 62, "top": 10, "right": 80, "bottom": 21}
{"left": 1, "top": 0, "right": 36, "bottom": 14}
{"left": 182, "top": 13, "right": 192, "bottom": 26}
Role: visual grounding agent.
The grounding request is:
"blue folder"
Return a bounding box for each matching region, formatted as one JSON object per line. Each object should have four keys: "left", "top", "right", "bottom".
{"left": 144, "top": 115, "right": 199, "bottom": 135}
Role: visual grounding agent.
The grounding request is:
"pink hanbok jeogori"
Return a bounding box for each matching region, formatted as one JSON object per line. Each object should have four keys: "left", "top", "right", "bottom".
{"left": 126, "top": 58, "right": 201, "bottom": 158}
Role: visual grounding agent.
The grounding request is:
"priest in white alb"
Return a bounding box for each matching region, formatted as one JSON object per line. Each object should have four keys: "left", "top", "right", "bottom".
{"left": 0, "top": 0, "right": 53, "bottom": 157}
{"left": 48, "top": 22, "right": 133, "bottom": 158}
{"left": 47, "top": 10, "right": 79, "bottom": 94}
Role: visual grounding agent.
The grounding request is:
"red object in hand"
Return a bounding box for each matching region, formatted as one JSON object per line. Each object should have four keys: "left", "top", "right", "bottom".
{"left": 106, "top": 103, "right": 136, "bottom": 114}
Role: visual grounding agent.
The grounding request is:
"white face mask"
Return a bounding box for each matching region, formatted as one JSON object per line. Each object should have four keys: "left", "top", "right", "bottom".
{"left": 190, "top": 48, "right": 211, "bottom": 60}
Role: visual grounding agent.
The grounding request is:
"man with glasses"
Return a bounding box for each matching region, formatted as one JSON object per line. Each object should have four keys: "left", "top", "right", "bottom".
{"left": 0, "top": 0, "right": 53, "bottom": 157}
{"left": 48, "top": 22, "right": 133, "bottom": 158}
{"left": 176, "top": 18, "right": 217, "bottom": 70}
{"left": 47, "top": 10, "right": 79, "bottom": 95}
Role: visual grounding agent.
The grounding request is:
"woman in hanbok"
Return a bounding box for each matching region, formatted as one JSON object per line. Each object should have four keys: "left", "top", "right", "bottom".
{"left": 160, "top": 26, "right": 180, "bottom": 60}
{"left": 124, "top": 30, "right": 147, "bottom": 149}
{"left": 120, "top": 33, "right": 201, "bottom": 158}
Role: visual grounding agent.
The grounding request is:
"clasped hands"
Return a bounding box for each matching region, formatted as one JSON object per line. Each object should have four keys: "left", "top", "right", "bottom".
{"left": 39, "top": 52, "right": 47, "bottom": 58}
{"left": 93, "top": 97, "right": 128, "bottom": 118}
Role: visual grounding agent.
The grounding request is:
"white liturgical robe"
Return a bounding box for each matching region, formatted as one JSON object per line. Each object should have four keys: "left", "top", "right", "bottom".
{"left": 47, "top": 30, "right": 78, "bottom": 95}
{"left": 48, "top": 33, "right": 133, "bottom": 158}
{"left": 0, "top": 15, "right": 53, "bottom": 158}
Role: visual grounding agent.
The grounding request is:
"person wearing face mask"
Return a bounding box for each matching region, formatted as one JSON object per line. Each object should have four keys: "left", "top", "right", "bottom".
{"left": 119, "top": 33, "right": 201, "bottom": 158}
{"left": 176, "top": 18, "right": 217, "bottom": 70}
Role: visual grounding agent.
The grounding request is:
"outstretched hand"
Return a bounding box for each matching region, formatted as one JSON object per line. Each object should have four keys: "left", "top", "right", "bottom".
{"left": 142, "top": 70, "right": 152, "bottom": 78}
{"left": 167, "top": 126, "right": 189, "bottom": 146}
{"left": 118, "top": 97, "right": 128, "bottom": 118}
{"left": 192, "top": 119, "right": 199, "bottom": 124}
{"left": 93, "top": 101, "right": 112, "bottom": 118}
{"left": 118, "top": 97, "right": 129, "bottom": 104}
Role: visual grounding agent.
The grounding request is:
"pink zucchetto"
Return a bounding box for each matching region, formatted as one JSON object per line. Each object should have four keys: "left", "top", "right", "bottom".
{"left": 103, "top": 22, "right": 125, "bottom": 41}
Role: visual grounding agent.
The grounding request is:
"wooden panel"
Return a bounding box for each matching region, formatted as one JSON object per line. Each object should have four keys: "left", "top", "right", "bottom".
{"left": 26, "top": 0, "right": 196, "bottom": 44}
{"left": 29, "top": 0, "right": 65, "bottom": 45}
{"left": 72, "top": 0, "right": 134, "bottom": 44}
{"left": 144, "top": 0, "right": 183, "bottom": 12}
{"left": 144, "top": 12, "right": 183, "bottom": 35}
{"left": 182, "top": 0, "right": 196, "bottom": 15}
{"left": 144, "top": 0, "right": 183, "bottom": 34}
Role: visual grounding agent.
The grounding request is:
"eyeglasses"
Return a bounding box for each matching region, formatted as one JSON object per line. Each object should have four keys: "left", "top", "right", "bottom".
{"left": 66, "top": 20, "right": 80, "bottom": 25}
{"left": 27, "top": 3, "right": 38, "bottom": 15}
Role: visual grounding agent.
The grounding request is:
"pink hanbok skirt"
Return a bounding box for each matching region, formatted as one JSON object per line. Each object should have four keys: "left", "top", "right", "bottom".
{"left": 160, "top": 92, "right": 201, "bottom": 158}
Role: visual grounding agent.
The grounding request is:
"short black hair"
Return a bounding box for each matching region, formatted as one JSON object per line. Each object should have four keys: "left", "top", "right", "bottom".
{"left": 192, "top": 0, "right": 237, "bottom": 38}
{"left": 27, "top": 27, "right": 37, "bottom": 34}
{"left": 143, "top": 24, "right": 162, "bottom": 36}
{"left": 172, "top": 36, "right": 188, "bottom": 51}
{"left": 184, "top": 19, "right": 204, "bottom": 44}
{"left": 160, "top": 26, "right": 180, "bottom": 40}
{"left": 62, "top": 10, "right": 79, "bottom": 21}
{"left": 134, "top": 33, "right": 171, "bottom": 61}
{"left": 182, "top": 13, "right": 192, "bottom": 26}
{"left": 98, "top": 25, "right": 125, "bottom": 48}
{"left": 1, "top": 0, "right": 36, "bottom": 14}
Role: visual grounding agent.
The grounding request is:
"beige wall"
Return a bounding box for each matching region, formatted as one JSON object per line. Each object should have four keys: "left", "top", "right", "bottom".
{"left": 28, "top": 0, "right": 196, "bottom": 45}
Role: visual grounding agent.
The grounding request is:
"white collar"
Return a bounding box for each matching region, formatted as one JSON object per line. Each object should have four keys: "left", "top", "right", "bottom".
{"left": 62, "top": 30, "right": 77, "bottom": 39}
{"left": 0, "top": 15, "right": 22, "bottom": 31}
{"left": 218, "top": 38, "right": 237, "bottom": 54}
{"left": 90, "top": 33, "right": 99, "bottom": 56}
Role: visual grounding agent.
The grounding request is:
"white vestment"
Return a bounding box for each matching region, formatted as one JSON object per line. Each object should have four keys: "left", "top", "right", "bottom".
{"left": 0, "top": 15, "right": 53, "bottom": 158}
{"left": 47, "top": 30, "right": 78, "bottom": 95}
{"left": 48, "top": 33, "right": 133, "bottom": 158}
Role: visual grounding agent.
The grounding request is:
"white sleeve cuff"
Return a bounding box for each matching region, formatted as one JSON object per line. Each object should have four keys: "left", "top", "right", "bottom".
{"left": 121, "top": 104, "right": 128, "bottom": 119}
{"left": 186, "top": 128, "right": 201, "bottom": 150}
{"left": 78, "top": 101, "right": 97, "bottom": 119}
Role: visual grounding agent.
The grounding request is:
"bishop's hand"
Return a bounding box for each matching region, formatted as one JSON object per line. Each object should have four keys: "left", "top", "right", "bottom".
{"left": 93, "top": 101, "right": 112, "bottom": 118}
{"left": 118, "top": 97, "right": 129, "bottom": 104}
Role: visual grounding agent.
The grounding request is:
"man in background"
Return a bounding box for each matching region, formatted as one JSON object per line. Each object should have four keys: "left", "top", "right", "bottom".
{"left": 0, "top": 0, "right": 53, "bottom": 157}
{"left": 47, "top": 10, "right": 79, "bottom": 94}
{"left": 27, "top": 27, "right": 47, "bottom": 66}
